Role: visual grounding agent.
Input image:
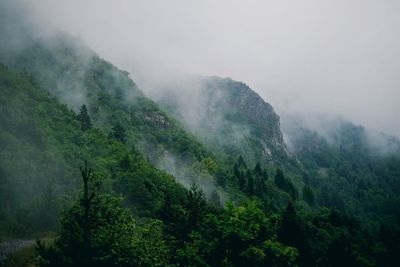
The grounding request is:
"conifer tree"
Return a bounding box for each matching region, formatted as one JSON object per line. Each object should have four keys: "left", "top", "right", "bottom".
{"left": 254, "top": 162, "right": 262, "bottom": 176}
{"left": 78, "top": 104, "right": 92, "bottom": 131}
{"left": 302, "top": 185, "right": 315, "bottom": 206}
{"left": 246, "top": 169, "right": 255, "bottom": 195}
{"left": 110, "top": 122, "right": 127, "bottom": 143}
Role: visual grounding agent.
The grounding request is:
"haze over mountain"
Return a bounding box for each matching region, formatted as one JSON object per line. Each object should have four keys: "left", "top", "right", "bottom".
{"left": 1, "top": 1, "right": 400, "bottom": 266}
{"left": 24, "top": 0, "right": 400, "bottom": 138}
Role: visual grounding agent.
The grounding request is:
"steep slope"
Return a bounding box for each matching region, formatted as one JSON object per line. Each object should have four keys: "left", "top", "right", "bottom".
{"left": 152, "top": 76, "right": 292, "bottom": 167}
{"left": 0, "top": 64, "right": 187, "bottom": 237}
{"left": 0, "top": 33, "right": 226, "bottom": 194}
{"left": 283, "top": 117, "right": 400, "bottom": 226}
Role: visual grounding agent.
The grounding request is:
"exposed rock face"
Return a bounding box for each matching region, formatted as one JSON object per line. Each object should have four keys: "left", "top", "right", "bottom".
{"left": 214, "top": 78, "right": 288, "bottom": 157}
{"left": 144, "top": 112, "right": 172, "bottom": 128}
{"left": 154, "top": 76, "right": 289, "bottom": 166}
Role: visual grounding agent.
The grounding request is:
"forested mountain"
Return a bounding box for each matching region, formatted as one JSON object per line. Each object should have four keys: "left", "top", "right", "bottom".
{"left": 0, "top": 63, "right": 186, "bottom": 235}
{"left": 0, "top": 33, "right": 228, "bottom": 196}
{"left": 283, "top": 117, "right": 400, "bottom": 229}
{"left": 151, "top": 76, "right": 290, "bottom": 166}
{"left": 0, "top": 28, "right": 399, "bottom": 266}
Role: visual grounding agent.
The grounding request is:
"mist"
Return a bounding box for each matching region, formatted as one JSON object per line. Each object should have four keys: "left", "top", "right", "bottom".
{"left": 17, "top": 0, "right": 399, "bottom": 138}
{"left": 1, "top": 0, "right": 399, "bottom": 139}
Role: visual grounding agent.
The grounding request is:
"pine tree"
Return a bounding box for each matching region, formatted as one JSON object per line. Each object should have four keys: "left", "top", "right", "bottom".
{"left": 254, "top": 162, "right": 262, "bottom": 176}
{"left": 186, "top": 182, "right": 208, "bottom": 229}
{"left": 302, "top": 185, "right": 315, "bottom": 206}
{"left": 254, "top": 175, "right": 266, "bottom": 198}
{"left": 275, "top": 169, "right": 297, "bottom": 199}
{"left": 262, "top": 169, "right": 269, "bottom": 180}
{"left": 110, "top": 122, "right": 127, "bottom": 143}
{"left": 78, "top": 104, "right": 92, "bottom": 131}
{"left": 246, "top": 169, "right": 255, "bottom": 195}
{"left": 238, "top": 174, "right": 246, "bottom": 191}
{"left": 275, "top": 169, "right": 286, "bottom": 190}
{"left": 237, "top": 155, "right": 247, "bottom": 168}
{"left": 79, "top": 160, "right": 94, "bottom": 265}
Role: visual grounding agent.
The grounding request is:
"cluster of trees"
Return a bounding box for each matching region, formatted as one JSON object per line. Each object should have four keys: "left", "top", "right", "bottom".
{"left": 233, "top": 156, "right": 269, "bottom": 197}
{"left": 0, "top": 64, "right": 188, "bottom": 236}
{"left": 1, "top": 34, "right": 400, "bottom": 266}
{"left": 37, "top": 157, "right": 398, "bottom": 266}
{"left": 291, "top": 125, "right": 400, "bottom": 232}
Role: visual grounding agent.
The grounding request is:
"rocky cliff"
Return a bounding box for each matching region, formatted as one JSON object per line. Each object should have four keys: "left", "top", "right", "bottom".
{"left": 153, "top": 76, "right": 290, "bottom": 166}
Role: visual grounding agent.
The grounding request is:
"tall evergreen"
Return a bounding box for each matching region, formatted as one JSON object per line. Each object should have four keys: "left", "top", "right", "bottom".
{"left": 254, "top": 162, "right": 262, "bottom": 176}
{"left": 275, "top": 169, "right": 297, "bottom": 199}
{"left": 78, "top": 104, "right": 92, "bottom": 131}
{"left": 237, "top": 155, "right": 247, "bottom": 168}
{"left": 246, "top": 169, "right": 255, "bottom": 195}
{"left": 302, "top": 185, "right": 315, "bottom": 206}
{"left": 110, "top": 122, "right": 127, "bottom": 143}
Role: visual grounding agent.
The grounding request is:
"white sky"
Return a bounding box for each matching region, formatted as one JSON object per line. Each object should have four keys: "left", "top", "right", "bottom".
{"left": 20, "top": 0, "right": 400, "bottom": 136}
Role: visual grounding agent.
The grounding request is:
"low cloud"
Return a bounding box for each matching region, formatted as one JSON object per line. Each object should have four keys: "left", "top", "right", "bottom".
{"left": 3, "top": 0, "right": 400, "bottom": 138}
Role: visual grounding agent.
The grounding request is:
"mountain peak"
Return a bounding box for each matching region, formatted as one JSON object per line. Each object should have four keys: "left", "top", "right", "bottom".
{"left": 153, "top": 75, "right": 290, "bottom": 166}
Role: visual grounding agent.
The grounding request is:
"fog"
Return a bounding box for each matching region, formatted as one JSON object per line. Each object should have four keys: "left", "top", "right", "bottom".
{"left": 4, "top": 0, "right": 400, "bottom": 137}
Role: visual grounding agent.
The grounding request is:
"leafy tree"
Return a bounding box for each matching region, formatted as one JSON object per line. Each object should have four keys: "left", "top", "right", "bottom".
{"left": 206, "top": 201, "right": 298, "bottom": 266}
{"left": 37, "top": 161, "right": 168, "bottom": 266}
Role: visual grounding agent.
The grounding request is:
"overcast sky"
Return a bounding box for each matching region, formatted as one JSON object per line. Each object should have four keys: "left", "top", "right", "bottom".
{"left": 15, "top": 0, "right": 400, "bottom": 136}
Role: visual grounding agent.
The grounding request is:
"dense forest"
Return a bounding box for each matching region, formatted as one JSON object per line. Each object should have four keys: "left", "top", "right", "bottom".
{"left": 0, "top": 17, "right": 400, "bottom": 267}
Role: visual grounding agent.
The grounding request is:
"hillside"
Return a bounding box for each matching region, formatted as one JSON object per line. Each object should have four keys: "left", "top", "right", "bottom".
{"left": 283, "top": 117, "right": 400, "bottom": 227}
{"left": 0, "top": 63, "right": 189, "bottom": 238}
{"left": 0, "top": 33, "right": 229, "bottom": 195}
{"left": 0, "top": 63, "right": 359, "bottom": 267}
{"left": 0, "top": 29, "right": 399, "bottom": 267}
{"left": 153, "top": 76, "right": 292, "bottom": 167}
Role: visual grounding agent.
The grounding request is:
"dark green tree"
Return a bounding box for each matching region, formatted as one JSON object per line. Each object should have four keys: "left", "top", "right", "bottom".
{"left": 110, "top": 122, "right": 127, "bottom": 143}
{"left": 237, "top": 155, "right": 246, "bottom": 168}
{"left": 274, "top": 169, "right": 297, "bottom": 199}
{"left": 262, "top": 169, "right": 269, "bottom": 180}
{"left": 185, "top": 182, "right": 208, "bottom": 230}
{"left": 78, "top": 104, "right": 92, "bottom": 131}
{"left": 254, "top": 175, "right": 267, "bottom": 198}
{"left": 37, "top": 161, "right": 168, "bottom": 266}
{"left": 254, "top": 162, "right": 262, "bottom": 176}
{"left": 302, "top": 185, "right": 315, "bottom": 206}
{"left": 274, "top": 169, "right": 285, "bottom": 189}
{"left": 246, "top": 169, "right": 255, "bottom": 195}
{"left": 278, "top": 202, "right": 311, "bottom": 266}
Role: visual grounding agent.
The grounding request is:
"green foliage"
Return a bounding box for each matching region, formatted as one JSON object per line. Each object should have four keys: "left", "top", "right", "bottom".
{"left": 37, "top": 162, "right": 169, "bottom": 267}
{"left": 274, "top": 169, "right": 298, "bottom": 200}
{"left": 302, "top": 185, "right": 315, "bottom": 206}
{"left": 1, "top": 244, "right": 36, "bottom": 267}
{"left": 187, "top": 201, "right": 298, "bottom": 267}
{"left": 77, "top": 104, "right": 92, "bottom": 131}
{"left": 290, "top": 125, "right": 400, "bottom": 234}
{"left": 1, "top": 32, "right": 400, "bottom": 267}
{"left": 109, "top": 122, "right": 127, "bottom": 143}
{"left": 0, "top": 64, "right": 185, "bottom": 237}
